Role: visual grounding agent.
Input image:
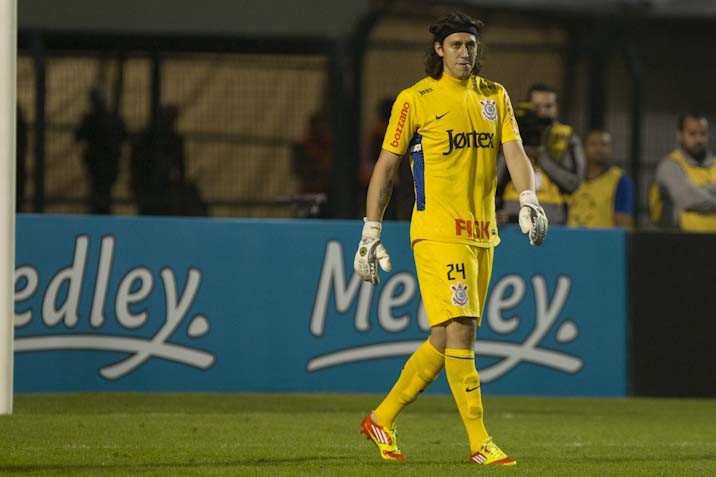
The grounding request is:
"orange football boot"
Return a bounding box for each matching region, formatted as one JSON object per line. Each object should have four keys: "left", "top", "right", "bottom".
{"left": 360, "top": 413, "right": 405, "bottom": 461}
{"left": 470, "top": 437, "right": 516, "bottom": 466}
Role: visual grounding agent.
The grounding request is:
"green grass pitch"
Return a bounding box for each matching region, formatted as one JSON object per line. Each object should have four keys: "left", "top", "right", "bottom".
{"left": 1, "top": 393, "right": 715, "bottom": 476}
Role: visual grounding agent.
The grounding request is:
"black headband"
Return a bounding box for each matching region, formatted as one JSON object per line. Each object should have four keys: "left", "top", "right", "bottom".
{"left": 434, "top": 25, "right": 479, "bottom": 44}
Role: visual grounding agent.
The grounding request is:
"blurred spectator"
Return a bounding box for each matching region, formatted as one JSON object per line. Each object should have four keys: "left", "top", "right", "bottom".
{"left": 567, "top": 129, "right": 635, "bottom": 228}
{"left": 290, "top": 112, "right": 333, "bottom": 217}
{"left": 360, "top": 98, "right": 393, "bottom": 188}
{"left": 16, "top": 104, "right": 27, "bottom": 212}
{"left": 292, "top": 112, "right": 333, "bottom": 195}
{"left": 651, "top": 113, "right": 716, "bottom": 231}
{"left": 497, "top": 83, "right": 586, "bottom": 224}
{"left": 131, "top": 105, "right": 207, "bottom": 216}
{"left": 75, "top": 85, "right": 127, "bottom": 214}
{"left": 359, "top": 98, "right": 413, "bottom": 220}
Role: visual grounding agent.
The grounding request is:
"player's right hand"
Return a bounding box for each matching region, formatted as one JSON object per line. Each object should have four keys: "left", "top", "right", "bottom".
{"left": 518, "top": 190, "right": 548, "bottom": 246}
{"left": 354, "top": 220, "right": 392, "bottom": 285}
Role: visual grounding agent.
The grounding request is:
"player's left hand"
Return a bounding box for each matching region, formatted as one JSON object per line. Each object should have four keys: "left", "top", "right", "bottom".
{"left": 354, "top": 220, "right": 392, "bottom": 285}
{"left": 518, "top": 190, "right": 548, "bottom": 246}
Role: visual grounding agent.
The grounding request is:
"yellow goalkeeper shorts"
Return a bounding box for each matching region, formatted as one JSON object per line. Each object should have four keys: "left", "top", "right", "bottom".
{"left": 413, "top": 240, "right": 494, "bottom": 327}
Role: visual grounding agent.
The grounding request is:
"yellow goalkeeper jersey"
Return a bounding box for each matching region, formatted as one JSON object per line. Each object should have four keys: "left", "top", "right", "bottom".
{"left": 382, "top": 73, "right": 521, "bottom": 247}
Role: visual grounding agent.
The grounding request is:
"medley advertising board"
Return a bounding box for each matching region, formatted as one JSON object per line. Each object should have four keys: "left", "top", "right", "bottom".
{"left": 14, "top": 215, "right": 626, "bottom": 396}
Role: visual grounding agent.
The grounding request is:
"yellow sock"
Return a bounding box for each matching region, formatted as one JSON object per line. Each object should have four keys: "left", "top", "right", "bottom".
{"left": 374, "top": 340, "right": 444, "bottom": 427}
{"left": 445, "top": 348, "right": 488, "bottom": 452}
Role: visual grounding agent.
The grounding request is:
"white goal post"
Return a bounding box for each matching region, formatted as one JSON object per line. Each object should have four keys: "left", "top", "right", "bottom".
{"left": 0, "top": 0, "right": 17, "bottom": 415}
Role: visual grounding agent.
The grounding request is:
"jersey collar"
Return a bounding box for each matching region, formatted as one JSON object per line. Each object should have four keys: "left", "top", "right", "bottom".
{"left": 438, "top": 73, "right": 471, "bottom": 90}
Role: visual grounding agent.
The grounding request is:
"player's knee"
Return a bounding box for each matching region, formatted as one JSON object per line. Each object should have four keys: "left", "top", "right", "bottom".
{"left": 446, "top": 318, "right": 476, "bottom": 348}
{"left": 429, "top": 327, "right": 447, "bottom": 353}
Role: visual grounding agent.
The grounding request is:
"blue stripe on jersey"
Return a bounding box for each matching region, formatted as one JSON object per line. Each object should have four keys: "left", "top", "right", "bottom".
{"left": 410, "top": 134, "right": 425, "bottom": 211}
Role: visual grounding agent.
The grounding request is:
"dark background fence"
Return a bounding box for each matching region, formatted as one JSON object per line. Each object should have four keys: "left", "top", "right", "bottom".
{"left": 17, "top": 34, "right": 332, "bottom": 217}
{"left": 15, "top": 2, "right": 716, "bottom": 224}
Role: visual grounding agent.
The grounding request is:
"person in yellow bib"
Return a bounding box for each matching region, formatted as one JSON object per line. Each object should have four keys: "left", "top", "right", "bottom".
{"left": 353, "top": 11, "right": 548, "bottom": 467}
{"left": 652, "top": 113, "right": 716, "bottom": 232}
{"left": 496, "top": 84, "right": 586, "bottom": 224}
{"left": 567, "top": 129, "right": 635, "bottom": 228}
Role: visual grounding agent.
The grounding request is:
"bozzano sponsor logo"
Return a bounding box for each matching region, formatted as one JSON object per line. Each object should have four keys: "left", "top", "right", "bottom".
{"left": 389, "top": 102, "right": 410, "bottom": 148}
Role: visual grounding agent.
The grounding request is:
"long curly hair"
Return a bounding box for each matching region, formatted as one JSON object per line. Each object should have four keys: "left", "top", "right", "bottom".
{"left": 424, "top": 12, "right": 485, "bottom": 79}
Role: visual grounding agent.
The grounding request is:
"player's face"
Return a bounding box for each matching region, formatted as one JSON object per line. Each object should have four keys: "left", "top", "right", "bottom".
{"left": 435, "top": 32, "right": 477, "bottom": 80}
{"left": 584, "top": 131, "right": 612, "bottom": 166}
{"left": 530, "top": 91, "right": 558, "bottom": 120}
{"left": 677, "top": 116, "right": 709, "bottom": 160}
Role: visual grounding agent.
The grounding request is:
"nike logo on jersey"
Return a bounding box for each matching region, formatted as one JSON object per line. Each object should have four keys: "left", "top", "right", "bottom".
{"left": 466, "top": 385, "right": 480, "bottom": 392}
{"left": 435, "top": 112, "right": 449, "bottom": 120}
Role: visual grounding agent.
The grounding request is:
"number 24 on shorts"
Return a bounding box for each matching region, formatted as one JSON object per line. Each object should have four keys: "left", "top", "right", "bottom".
{"left": 446, "top": 263, "right": 466, "bottom": 281}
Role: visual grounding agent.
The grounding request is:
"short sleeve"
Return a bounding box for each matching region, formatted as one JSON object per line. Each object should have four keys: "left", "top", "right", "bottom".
{"left": 500, "top": 87, "right": 521, "bottom": 145}
{"left": 381, "top": 90, "right": 416, "bottom": 156}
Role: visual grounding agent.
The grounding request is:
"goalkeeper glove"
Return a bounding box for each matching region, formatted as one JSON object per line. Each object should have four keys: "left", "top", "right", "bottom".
{"left": 518, "top": 190, "right": 548, "bottom": 246}
{"left": 354, "top": 220, "right": 392, "bottom": 285}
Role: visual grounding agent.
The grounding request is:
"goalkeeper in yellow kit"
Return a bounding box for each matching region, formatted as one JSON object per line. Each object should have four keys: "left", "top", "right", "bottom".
{"left": 354, "top": 11, "right": 548, "bottom": 466}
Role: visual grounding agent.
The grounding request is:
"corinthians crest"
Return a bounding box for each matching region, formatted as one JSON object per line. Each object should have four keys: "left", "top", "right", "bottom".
{"left": 480, "top": 99, "right": 497, "bottom": 121}
{"left": 451, "top": 282, "right": 469, "bottom": 307}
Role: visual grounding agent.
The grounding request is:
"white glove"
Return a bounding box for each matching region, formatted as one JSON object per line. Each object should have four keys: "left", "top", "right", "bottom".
{"left": 518, "top": 190, "right": 548, "bottom": 246}
{"left": 354, "top": 220, "right": 392, "bottom": 285}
